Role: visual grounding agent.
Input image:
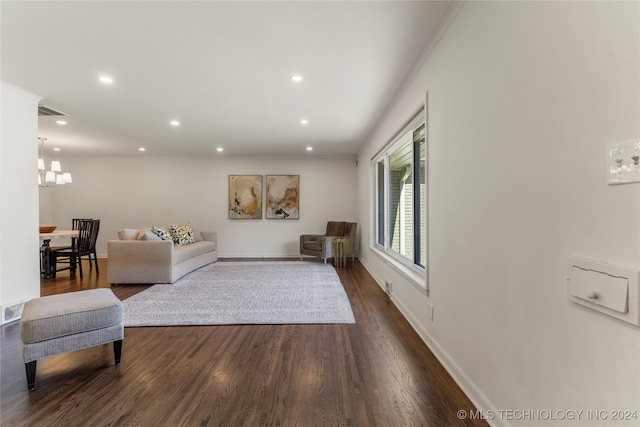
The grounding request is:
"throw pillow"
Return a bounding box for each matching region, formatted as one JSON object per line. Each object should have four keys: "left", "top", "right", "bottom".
{"left": 170, "top": 223, "right": 196, "bottom": 246}
{"left": 140, "top": 231, "right": 161, "bottom": 241}
{"left": 190, "top": 225, "right": 203, "bottom": 242}
{"left": 118, "top": 228, "right": 142, "bottom": 240}
{"left": 151, "top": 225, "right": 172, "bottom": 241}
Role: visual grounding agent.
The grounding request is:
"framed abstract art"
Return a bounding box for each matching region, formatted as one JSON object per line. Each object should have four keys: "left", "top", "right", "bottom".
{"left": 229, "top": 175, "right": 262, "bottom": 219}
{"left": 265, "top": 175, "right": 299, "bottom": 219}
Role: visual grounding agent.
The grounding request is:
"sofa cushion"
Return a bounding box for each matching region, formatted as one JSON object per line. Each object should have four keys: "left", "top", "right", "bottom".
{"left": 170, "top": 223, "right": 196, "bottom": 246}
{"left": 173, "top": 241, "right": 216, "bottom": 264}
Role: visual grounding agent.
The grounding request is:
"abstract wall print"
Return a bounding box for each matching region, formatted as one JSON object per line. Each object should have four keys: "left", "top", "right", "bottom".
{"left": 266, "top": 175, "right": 299, "bottom": 219}
{"left": 229, "top": 175, "right": 262, "bottom": 219}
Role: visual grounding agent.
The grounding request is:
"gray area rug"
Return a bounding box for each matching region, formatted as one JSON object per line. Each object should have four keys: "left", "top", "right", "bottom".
{"left": 122, "top": 261, "right": 355, "bottom": 326}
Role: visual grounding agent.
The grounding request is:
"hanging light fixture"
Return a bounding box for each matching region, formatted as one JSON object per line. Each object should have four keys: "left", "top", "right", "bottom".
{"left": 38, "top": 137, "right": 72, "bottom": 187}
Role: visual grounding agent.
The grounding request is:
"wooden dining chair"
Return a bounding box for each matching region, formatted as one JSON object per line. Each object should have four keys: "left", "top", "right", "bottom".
{"left": 70, "top": 218, "right": 92, "bottom": 247}
{"left": 40, "top": 218, "right": 91, "bottom": 278}
{"left": 50, "top": 219, "right": 100, "bottom": 278}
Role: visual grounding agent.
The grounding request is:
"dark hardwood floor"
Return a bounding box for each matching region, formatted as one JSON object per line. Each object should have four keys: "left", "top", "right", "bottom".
{"left": 1, "top": 258, "right": 488, "bottom": 427}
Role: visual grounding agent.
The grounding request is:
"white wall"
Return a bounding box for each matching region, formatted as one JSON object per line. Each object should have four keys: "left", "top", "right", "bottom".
{"left": 1, "top": 82, "right": 42, "bottom": 324}
{"left": 357, "top": 1, "right": 639, "bottom": 426}
{"left": 45, "top": 155, "right": 358, "bottom": 258}
{"left": 39, "top": 187, "right": 53, "bottom": 225}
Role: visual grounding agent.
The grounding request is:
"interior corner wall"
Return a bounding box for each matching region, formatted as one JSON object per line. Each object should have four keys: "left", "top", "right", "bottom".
{"left": 357, "top": 1, "right": 639, "bottom": 426}
{"left": 1, "top": 82, "right": 41, "bottom": 324}
{"left": 46, "top": 155, "right": 357, "bottom": 258}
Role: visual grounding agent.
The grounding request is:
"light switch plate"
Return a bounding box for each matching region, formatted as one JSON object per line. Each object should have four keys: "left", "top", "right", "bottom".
{"left": 608, "top": 139, "right": 640, "bottom": 185}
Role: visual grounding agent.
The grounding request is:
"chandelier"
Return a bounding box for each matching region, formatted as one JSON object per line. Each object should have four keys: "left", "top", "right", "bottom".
{"left": 38, "top": 137, "right": 72, "bottom": 186}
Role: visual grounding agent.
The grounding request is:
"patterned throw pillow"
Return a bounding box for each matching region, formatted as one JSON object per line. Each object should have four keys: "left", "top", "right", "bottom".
{"left": 170, "top": 223, "right": 196, "bottom": 246}
{"left": 151, "top": 226, "right": 172, "bottom": 241}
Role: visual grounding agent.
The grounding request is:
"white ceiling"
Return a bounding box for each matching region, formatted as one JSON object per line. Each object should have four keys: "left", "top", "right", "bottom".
{"left": 2, "top": 1, "right": 452, "bottom": 157}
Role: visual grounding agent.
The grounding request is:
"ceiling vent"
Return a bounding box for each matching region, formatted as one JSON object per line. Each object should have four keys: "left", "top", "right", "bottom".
{"left": 38, "top": 105, "right": 68, "bottom": 116}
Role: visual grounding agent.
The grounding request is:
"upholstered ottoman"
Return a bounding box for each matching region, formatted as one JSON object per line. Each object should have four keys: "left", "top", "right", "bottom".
{"left": 20, "top": 288, "right": 124, "bottom": 390}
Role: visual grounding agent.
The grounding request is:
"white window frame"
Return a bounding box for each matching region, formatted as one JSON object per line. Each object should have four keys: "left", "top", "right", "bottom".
{"left": 370, "top": 100, "right": 428, "bottom": 293}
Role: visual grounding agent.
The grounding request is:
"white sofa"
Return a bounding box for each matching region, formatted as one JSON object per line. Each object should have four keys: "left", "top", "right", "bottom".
{"left": 107, "top": 226, "right": 217, "bottom": 284}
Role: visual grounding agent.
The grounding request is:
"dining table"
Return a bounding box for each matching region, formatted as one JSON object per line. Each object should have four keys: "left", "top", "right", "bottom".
{"left": 40, "top": 230, "right": 79, "bottom": 279}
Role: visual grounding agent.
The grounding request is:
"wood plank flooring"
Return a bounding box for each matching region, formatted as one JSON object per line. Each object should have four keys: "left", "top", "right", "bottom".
{"left": 1, "top": 259, "right": 488, "bottom": 427}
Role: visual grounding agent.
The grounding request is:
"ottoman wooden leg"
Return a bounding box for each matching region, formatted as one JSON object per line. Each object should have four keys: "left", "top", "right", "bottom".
{"left": 113, "top": 340, "right": 123, "bottom": 365}
{"left": 25, "top": 360, "right": 37, "bottom": 391}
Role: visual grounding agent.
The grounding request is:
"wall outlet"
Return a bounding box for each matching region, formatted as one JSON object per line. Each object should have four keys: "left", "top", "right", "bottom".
{"left": 429, "top": 304, "right": 435, "bottom": 321}
{"left": 385, "top": 281, "right": 392, "bottom": 294}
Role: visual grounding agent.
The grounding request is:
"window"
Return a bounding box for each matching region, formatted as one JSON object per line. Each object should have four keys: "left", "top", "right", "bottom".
{"left": 376, "top": 160, "right": 385, "bottom": 246}
{"left": 372, "top": 109, "right": 426, "bottom": 271}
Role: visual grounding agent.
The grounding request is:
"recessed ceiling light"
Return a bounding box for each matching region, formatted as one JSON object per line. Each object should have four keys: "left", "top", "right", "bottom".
{"left": 300, "top": 120, "right": 309, "bottom": 125}
{"left": 99, "top": 75, "right": 113, "bottom": 84}
{"left": 56, "top": 120, "right": 67, "bottom": 125}
{"left": 138, "top": 147, "right": 146, "bottom": 152}
{"left": 170, "top": 120, "right": 180, "bottom": 126}
{"left": 306, "top": 146, "right": 313, "bottom": 151}
{"left": 216, "top": 147, "right": 224, "bottom": 152}
{"left": 53, "top": 147, "right": 61, "bottom": 151}
{"left": 290, "top": 75, "right": 303, "bottom": 82}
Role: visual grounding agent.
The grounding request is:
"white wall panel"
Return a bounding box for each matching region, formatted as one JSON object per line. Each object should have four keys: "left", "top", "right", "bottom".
{"left": 1, "top": 82, "right": 41, "bottom": 324}
{"left": 357, "top": 1, "right": 639, "bottom": 425}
